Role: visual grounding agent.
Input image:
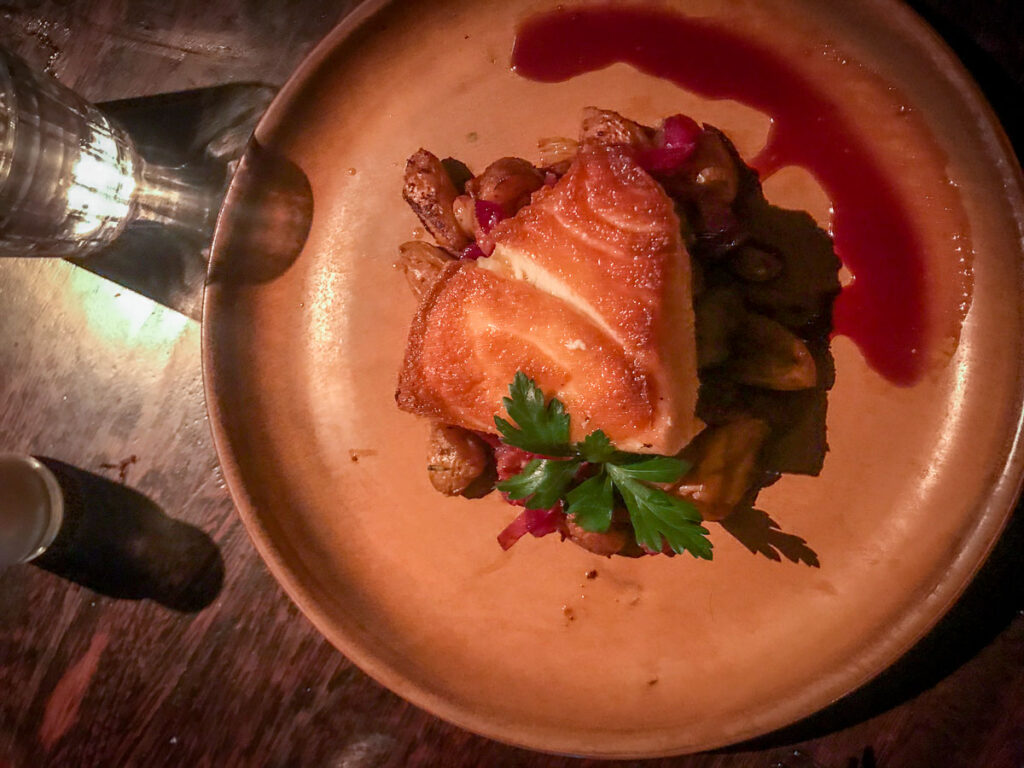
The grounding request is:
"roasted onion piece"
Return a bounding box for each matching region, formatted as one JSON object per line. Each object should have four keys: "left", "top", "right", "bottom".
{"left": 396, "top": 241, "right": 451, "bottom": 301}
{"left": 579, "top": 106, "right": 653, "bottom": 148}
{"left": 403, "top": 149, "right": 469, "bottom": 252}
{"left": 538, "top": 136, "right": 579, "bottom": 168}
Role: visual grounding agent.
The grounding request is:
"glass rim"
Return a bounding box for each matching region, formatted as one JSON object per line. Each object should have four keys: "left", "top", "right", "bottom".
{"left": 0, "top": 49, "right": 15, "bottom": 189}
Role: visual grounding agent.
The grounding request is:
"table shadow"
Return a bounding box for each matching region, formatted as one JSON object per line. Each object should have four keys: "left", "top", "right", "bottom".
{"left": 31, "top": 458, "right": 224, "bottom": 613}
{"left": 905, "top": 0, "right": 1024, "bottom": 158}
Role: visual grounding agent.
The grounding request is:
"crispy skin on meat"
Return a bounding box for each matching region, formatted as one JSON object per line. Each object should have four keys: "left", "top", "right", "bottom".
{"left": 396, "top": 260, "right": 658, "bottom": 443}
{"left": 396, "top": 145, "right": 702, "bottom": 455}
{"left": 403, "top": 149, "right": 469, "bottom": 253}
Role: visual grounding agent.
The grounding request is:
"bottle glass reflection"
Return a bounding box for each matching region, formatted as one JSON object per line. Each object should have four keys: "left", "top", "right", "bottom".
{"left": 0, "top": 454, "right": 63, "bottom": 567}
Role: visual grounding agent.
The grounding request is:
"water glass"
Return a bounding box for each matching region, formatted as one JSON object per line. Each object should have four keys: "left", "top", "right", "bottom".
{"left": 0, "top": 48, "right": 140, "bottom": 256}
{"left": 0, "top": 47, "right": 218, "bottom": 258}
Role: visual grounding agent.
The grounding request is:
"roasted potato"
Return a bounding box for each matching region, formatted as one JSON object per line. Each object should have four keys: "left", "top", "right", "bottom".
{"left": 675, "top": 417, "right": 771, "bottom": 521}
{"left": 564, "top": 518, "right": 630, "bottom": 557}
{"left": 426, "top": 423, "right": 494, "bottom": 497}
{"left": 465, "top": 157, "right": 544, "bottom": 218}
{"left": 694, "top": 286, "right": 743, "bottom": 369}
{"left": 688, "top": 128, "right": 740, "bottom": 206}
{"left": 728, "top": 314, "right": 817, "bottom": 390}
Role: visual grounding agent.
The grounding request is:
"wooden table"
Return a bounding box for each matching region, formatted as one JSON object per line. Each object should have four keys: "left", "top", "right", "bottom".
{"left": 1, "top": 1, "right": 1022, "bottom": 766}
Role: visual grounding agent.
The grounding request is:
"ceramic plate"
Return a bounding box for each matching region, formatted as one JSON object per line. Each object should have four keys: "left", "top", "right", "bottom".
{"left": 203, "top": 0, "right": 1024, "bottom": 756}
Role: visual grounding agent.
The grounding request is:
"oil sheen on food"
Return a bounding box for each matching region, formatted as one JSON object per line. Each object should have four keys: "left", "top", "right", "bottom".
{"left": 512, "top": 6, "right": 944, "bottom": 386}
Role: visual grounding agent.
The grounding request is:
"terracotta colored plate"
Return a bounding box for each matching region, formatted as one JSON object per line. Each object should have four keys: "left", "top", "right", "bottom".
{"left": 203, "top": 0, "right": 1024, "bottom": 756}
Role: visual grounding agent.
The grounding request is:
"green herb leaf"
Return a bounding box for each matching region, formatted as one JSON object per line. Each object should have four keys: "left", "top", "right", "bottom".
{"left": 493, "top": 372, "right": 572, "bottom": 456}
{"left": 607, "top": 465, "right": 712, "bottom": 559}
{"left": 566, "top": 470, "right": 614, "bottom": 532}
{"left": 576, "top": 430, "right": 618, "bottom": 464}
{"left": 612, "top": 455, "right": 691, "bottom": 484}
{"left": 492, "top": 371, "right": 713, "bottom": 560}
{"left": 497, "top": 458, "right": 580, "bottom": 510}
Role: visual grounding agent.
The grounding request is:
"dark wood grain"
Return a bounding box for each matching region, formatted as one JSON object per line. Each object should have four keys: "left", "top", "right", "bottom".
{"left": 1, "top": 1, "right": 1023, "bottom": 766}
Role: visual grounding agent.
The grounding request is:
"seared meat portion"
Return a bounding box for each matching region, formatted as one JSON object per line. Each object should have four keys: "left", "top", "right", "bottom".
{"left": 394, "top": 107, "right": 839, "bottom": 556}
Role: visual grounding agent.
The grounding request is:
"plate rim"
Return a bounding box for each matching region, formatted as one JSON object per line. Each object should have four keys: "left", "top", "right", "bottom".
{"left": 201, "top": 0, "right": 1024, "bottom": 756}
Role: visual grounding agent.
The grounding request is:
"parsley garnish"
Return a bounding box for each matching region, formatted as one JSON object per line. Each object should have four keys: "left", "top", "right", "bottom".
{"left": 493, "top": 373, "right": 713, "bottom": 559}
{"left": 576, "top": 430, "right": 618, "bottom": 463}
{"left": 499, "top": 458, "right": 580, "bottom": 510}
{"left": 565, "top": 471, "right": 614, "bottom": 530}
{"left": 494, "top": 371, "right": 572, "bottom": 456}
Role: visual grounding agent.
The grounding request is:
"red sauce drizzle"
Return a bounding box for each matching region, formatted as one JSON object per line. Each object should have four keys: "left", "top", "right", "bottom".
{"left": 512, "top": 6, "right": 926, "bottom": 385}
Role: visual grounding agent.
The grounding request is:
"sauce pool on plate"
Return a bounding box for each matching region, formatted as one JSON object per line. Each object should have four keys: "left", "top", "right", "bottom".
{"left": 512, "top": 6, "right": 928, "bottom": 385}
